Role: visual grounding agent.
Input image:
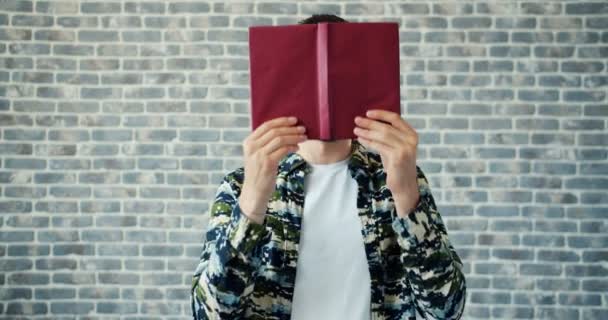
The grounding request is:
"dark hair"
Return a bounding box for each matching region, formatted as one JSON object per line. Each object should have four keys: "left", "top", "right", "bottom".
{"left": 298, "top": 14, "right": 348, "bottom": 24}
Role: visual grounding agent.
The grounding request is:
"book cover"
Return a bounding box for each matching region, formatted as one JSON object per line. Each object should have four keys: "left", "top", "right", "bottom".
{"left": 248, "top": 22, "right": 401, "bottom": 141}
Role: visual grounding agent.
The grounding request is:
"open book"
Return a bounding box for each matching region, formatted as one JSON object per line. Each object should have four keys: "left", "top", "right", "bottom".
{"left": 248, "top": 22, "right": 401, "bottom": 141}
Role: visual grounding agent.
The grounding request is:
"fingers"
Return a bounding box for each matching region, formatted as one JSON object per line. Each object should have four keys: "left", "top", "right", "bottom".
{"left": 268, "top": 144, "right": 299, "bottom": 163}
{"left": 366, "top": 109, "right": 418, "bottom": 141}
{"left": 263, "top": 134, "right": 307, "bottom": 156}
{"left": 249, "top": 116, "right": 297, "bottom": 141}
{"left": 366, "top": 109, "right": 410, "bottom": 133}
{"left": 256, "top": 125, "right": 306, "bottom": 149}
{"left": 354, "top": 116, "right": 405, "bottom": 147}
{"left": 356, "top": 136, "right": 392, "bottom": 156}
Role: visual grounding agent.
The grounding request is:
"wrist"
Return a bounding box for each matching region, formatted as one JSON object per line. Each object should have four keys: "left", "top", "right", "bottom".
{"left": 238, "top": 195, "right": 266, "bottom": 225}
{"left": 394, "top": 191, "right": 420, "bottom": 218}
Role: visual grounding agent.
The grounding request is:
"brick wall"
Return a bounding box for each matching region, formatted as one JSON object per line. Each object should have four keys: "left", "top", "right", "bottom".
{"left": 1, "top": 1, "right": 607, "bottom": 319}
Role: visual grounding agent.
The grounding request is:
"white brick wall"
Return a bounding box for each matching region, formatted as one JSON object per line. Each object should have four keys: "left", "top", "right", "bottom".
{"left": 1, "top": 1, "right": 607, "bottom": 319}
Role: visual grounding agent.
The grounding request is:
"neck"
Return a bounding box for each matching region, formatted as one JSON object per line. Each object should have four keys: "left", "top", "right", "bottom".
{"left": 296, "top": 139, "right": 352, "bottom": 165}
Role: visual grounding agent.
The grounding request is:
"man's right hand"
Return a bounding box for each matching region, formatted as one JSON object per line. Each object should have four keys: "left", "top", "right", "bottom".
{"left": 239, "top": 116, "right": 307, "bottom": 224}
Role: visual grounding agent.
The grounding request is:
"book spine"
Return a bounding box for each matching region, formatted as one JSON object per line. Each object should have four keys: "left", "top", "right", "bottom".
{"left": 316, "top": 23, "right": 331, "bottom": 140}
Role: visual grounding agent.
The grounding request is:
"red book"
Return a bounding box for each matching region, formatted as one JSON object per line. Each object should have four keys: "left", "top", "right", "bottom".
{"left": 248, "top": 22, "right": 401, "bottom": 141}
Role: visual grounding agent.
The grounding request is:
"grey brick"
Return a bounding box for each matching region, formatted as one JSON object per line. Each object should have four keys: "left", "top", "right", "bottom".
{"left": 495, "top": 17, "right": 536, "bottom": 28}
{"left": 582, "top": 310, "right": 608, "bottom": 320}
{"left": 140, "top": 302, "right": 181, "bottom": 315}
{"left": 35, "top": 288, "right": 75, "bottom": 299}
{"left": 566, "top": 3, "right": 608, "bottom": 15}
{"left": 514, "top": 292, "right": 557, "bottom": 305}
{"left": 492, "top": 307, "right": 534, "bottom": 319}
{"left": 132, "top": 130, "right": 175, "bottom": 143}
{"left": 520, "top": 176, "right": 562, "bottom": 189}
{"left": 402, "top": 16, "right": 448, "bottom": 29}
{"left": 144, "top": 16, "right": 185, "bottom": 29}
{"left": 540, "top": 17, "right": 583, "bottom": 29}
{"left": 491, "top": 220, "right": 532, "bottom": 232}
{"left": 536, "top": 191, "right": 578, "bottom": 204}
{"left": 0, "top": 2, "right": 606, "bottom": 317}
{"left": 122, "top": 30, "right": 161, "bottom": 42}
{"left": 79, "top": 287, "right": 120, "bottom": 299}
{"left": 57, "top": 16, "right": 97, "bottom": 28}
{"left": 8, "top": 272, "right": 49, "bottom": 285}
{"left": 98, "top": 244, "right": 138, "bottom": 256}
{"left": 522, "top": 2, "right": 562, "bottom": 14}
{"left": 579, "top": 134, "right": 608, "bottom": 146}
{"left": 142, "top": 245, "right": 182, "bottom": 256}
{"left": 563, "top": 61, "right": 604, "bottom": 73}
{"left": 53, "top": 244, "right": 94, "bottom": 256}
{"left": 97, "top": 302, "right": 138, "bottom": 314}
{"left": 583, "top": 75, "right": 608, "bottom": 87}
{"left": 168, "top": 2, "right": 210, "bottom": 13}
{"left": 141, "top": 273, "right": 181, "bottom": 285}
{"left": 81, "top": 2, "right": 121, "bottom": 14}
{"left": 8, "top": 244, "right": 49, "bottom": 256}
{"left": 9, "top": 43, "right": 50, "bottom": 55}
{"left": 345, "top": 3, "right": 384, "bottom": 15}
{"left": 0, "top": 0, "right": 33, "bottom": 12}
{"left": 0, "top": 259, "right": 33, "bottom": 272}
{"left": 557, "top": 31, "right": 600, "bottom": 44}
{"left": 258, "top": 3, "right": 297, "bottom": 14}
{"left": 5, "top": 302, "right": 47, "bottom": 315}
{"left": 586, "top": 16, "right": 608, "bottom": 29}
{"left": 6, "top": 216, "right": 48, "bottom": 228}
{"left": 434, "top": 3, "right": 473, "bottom": 15}
{"left": 38, "top": 230, "right": 78, "bottom": 242}
{"left": 476, "top": 205, "right": 518, "bottom": 217}
{"left": 471, "top": 291, "right": 511, "bottom": 304}
{"left": 81, "top": 260, "right": 121, "bottom": 271}
{"left": 493, "top": 277, "right": 534, "bottom": 290}
{"left": 50, "top": 302, "right": 94, "bottom": 314}
{"left": 102, "top": 16, "right": 142, "bottom": 28}
{"left": 523, "top": 235, "right": 565, "bottom": 247}
{"left": 582, "top": 279, "right": 608, "bottom": 292}
{"left": 125, "top": 259, "right": 164, "bottom": 271}
{"left": 564, "top": 90, "right": 605, "bottom": 102}
{"left": 478, "top": 233, "right": 519, "bottom": 245}
{"left": 465, "top": 306, "right": 490, "bottom": 318}
{"left": 536, "top": 278, "right": 579, "bottom": 290}
{"left": 99, "top": 273, "right": 139, "bottom": 285}
{"left": 0, "top": 231, "right": 34, "bottom": 242}
{"left": 531, "top": 133, "right": 575, "bottom": 145}
{"left": 125, "top": 2, "right": 165, "bottom": 14}
{"left": 519, "top": 263, "right": 562, "bottom": 276}
{"left": 452, "top": 17, "right": 492, "bottom": 29}
{"left": 78, "top": 30, "right": 119, "bottom": 42}
{"left": 301, "top": 4, "right": 342, "bottom": 15}
{"left": 444, "top": 133, "right": 484, "bottom": 144}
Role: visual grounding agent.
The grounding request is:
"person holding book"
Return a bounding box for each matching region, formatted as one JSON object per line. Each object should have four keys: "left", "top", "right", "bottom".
{"left": 191, "top": 14, "right": 466, "bottom": 320}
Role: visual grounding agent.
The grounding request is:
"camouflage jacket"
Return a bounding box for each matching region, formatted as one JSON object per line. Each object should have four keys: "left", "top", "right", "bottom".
{"left": 191, "top": 139, "right": 466, "bottom": 319}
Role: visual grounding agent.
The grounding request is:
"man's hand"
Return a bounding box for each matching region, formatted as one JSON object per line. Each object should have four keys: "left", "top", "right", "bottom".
{"left": 353, "top": 109, "right": 420, "bottom": 218}
{"left": 241, "top": 116, "right": 307, "bottom": 224}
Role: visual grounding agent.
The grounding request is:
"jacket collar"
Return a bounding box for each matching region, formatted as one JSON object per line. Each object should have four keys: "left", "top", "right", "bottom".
{"left": 278, "top": 139, "right": 372, "bottom": 180}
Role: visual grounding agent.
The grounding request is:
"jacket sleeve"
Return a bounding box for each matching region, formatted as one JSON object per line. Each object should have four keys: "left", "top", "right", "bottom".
{"left": 390, "top": 165, "right": 467, "bottom": 320}
{"left": 190, "top": 170, "right": 270, "bottom": 319}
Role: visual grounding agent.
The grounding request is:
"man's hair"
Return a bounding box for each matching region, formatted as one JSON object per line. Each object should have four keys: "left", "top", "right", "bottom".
{"left": 298, "top": 14, "right": 348, "bottom": 24}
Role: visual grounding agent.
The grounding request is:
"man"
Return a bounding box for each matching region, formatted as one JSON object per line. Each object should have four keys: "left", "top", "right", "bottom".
{"left": 191, "top": 14, "right": 466, "bottom": 320}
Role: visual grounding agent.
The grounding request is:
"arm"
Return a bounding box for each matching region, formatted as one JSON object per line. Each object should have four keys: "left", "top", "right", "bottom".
{"left": 390, "top": 165, "right": 467, "bottom": 320}
{"left": 191, "top": 170, "right": 270, "bottom": 319}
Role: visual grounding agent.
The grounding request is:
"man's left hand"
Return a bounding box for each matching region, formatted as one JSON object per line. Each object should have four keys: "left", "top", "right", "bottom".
{"left": 353, "top": 109, "right": 420, "bottom": 218}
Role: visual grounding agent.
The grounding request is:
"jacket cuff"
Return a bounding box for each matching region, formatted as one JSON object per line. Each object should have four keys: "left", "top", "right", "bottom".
{"left": 226, "top": 201, "right": 269, "bottom": 255}
{"left": 390, "top": 195, "right": 443, "bottom": 255}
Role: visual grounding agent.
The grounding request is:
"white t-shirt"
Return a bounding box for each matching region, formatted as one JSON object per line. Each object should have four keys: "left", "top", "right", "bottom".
{"left": 290, "top": 157, "right": 371, "bottom": 320}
